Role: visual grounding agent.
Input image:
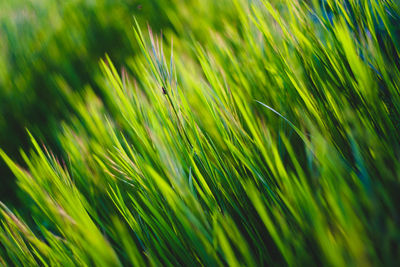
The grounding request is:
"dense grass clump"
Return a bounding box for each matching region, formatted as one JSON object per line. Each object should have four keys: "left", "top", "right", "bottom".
{"left": 1, "top": 0, "right": 400, "bottom": 265}
{"left": 0, "top": 0, "right": 169, "bottom": 205}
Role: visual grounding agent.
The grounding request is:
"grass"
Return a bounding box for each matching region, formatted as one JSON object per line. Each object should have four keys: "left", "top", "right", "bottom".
{"left": 1, "top": 0, "right": 400, "bottom": 265}
{"left": 0, "top": 0, "right": 169, "bottom": 205}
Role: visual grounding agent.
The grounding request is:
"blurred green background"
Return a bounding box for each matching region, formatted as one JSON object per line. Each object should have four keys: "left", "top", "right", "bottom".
{"left": 0, "top": 0, "right": 171, "bottom": 207}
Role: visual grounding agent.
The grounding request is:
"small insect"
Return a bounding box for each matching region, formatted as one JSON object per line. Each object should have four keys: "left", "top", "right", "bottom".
{"left": 137, "top": 5, "right": 143, "bottom": 10}
{"left": 162, "top": 86, "right": 167, "bottom": 95}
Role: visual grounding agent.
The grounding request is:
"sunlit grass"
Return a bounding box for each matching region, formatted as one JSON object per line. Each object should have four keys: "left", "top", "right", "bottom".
{"left": 1, "top": 0, "right": 400, "bottom": 265}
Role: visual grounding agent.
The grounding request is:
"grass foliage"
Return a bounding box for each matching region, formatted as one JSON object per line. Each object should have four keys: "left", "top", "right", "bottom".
{"left": 0, "top": 0, "right": 168, "bottom": 204}
{"left": 1, "top": 0, "right": 400, "bottom": 265}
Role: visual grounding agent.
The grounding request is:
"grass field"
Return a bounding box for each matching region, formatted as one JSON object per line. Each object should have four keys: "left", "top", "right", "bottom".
{"left": 1, "top": 0, "right": 400, "bottom": 265}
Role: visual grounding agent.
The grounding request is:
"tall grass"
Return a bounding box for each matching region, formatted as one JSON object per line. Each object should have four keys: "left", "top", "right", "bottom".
{"left": 1, "top": 0, "right": 400, "bottom": 265}
{"left": 0, "top": 0, "right": 169, "bottom": 205}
